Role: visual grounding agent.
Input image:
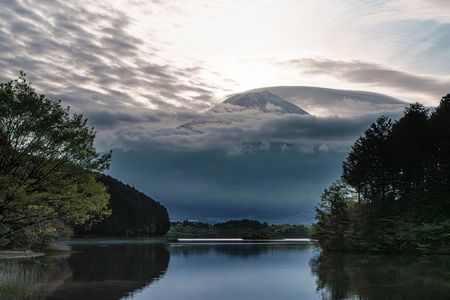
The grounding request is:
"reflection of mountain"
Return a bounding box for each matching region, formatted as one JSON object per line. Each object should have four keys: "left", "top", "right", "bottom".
{"left": 310, "top": 252, "right": 450, "bottom": 300}
{"left": 170, "top": 243, "right": 313, "bottom": 259}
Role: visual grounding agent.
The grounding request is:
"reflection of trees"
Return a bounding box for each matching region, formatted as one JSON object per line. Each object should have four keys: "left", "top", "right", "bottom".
{"left": 171, "top": 243, "right": 313, "bottom": 259}
{"left": 47, "top": 244, "right": 170, "bottom": 299}
{"left": 0, "top": 244, "right": 170, "bottom": 300}
{"left": 310, "top": 252, "right": 450, "bottom": 300}
{"left": 0, "top": 255, "right": 71, "bottom": 299}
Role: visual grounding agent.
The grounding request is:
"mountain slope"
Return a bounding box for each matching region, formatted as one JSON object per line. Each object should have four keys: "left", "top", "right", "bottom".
{"left": 75, "top": 175, "right": 170, "bottom": 237}
{"left": 222, "top": 90, "right": 309, "bottom": 114}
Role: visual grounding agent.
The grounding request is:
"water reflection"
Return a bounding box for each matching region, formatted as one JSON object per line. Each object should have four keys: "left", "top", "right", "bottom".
{"left": 170, "top": 242, "right": 310, "bottom": 258}
{"left": 0, "top": 243, "right": 170, "bottom": 300}
{"left": 3, "top": 242, "right": 450, "bottom": 300}
{"left": 311, "top": 252, "right": 450, "bottom": 300}
{"left": 0, "top": 254, "right": 70, "bottom": 300}
{"left": 130, "top": 242, "right": 319, "bottom": 300}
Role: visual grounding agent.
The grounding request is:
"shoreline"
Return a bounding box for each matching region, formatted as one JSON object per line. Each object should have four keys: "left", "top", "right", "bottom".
{"left": 0, "top": 250, "right": 45, "bottom": 259}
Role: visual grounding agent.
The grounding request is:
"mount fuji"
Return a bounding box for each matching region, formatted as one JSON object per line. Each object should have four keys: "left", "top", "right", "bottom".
{"left": 179, "top": 90, "right": 308, "bottom": 132}
{"left": 218, "top": 90, "right": 309, "bottom": 115}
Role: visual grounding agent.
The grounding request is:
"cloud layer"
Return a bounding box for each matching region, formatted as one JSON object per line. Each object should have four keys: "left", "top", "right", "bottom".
{"left": 284, "top": 59, "right": 450, "bottom": 104}
{"left": 0, "top": 0, "right": 217, "bottom": 119}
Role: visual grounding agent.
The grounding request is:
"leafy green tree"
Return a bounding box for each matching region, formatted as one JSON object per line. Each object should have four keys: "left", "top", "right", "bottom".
{"left": 312, "top": 181, "right": 356, "bottom": 251}
{"left": 0, "top": 72, "right": 111, "bottom": 248}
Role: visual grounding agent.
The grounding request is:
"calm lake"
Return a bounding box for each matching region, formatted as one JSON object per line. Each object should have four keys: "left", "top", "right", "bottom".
{"left": 1, "top": 241, "right": 450, "bottom": 299}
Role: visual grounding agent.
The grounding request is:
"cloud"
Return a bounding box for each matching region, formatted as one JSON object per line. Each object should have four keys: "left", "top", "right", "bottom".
{"left": 377, "top": 0, "right": 450, "bottom": 23}
{"left": 251, "top": 86, "right": 406, "bottom": 117}
{"left": 99, "top": 107, "right": 404, "bottom": 154}
{"left": 0, "top": 0, "right": 217, "bottom": 118}
{"left": 102, "top": 106, "right": 404, "bottom": 223}
{"left": 284, "top": 59, "right": 450, "bottom": 101}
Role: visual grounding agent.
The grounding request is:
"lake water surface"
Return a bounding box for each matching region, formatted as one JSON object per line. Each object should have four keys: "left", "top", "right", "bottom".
{"left": 1, "top": 241, "right": 450, "bottom": 299}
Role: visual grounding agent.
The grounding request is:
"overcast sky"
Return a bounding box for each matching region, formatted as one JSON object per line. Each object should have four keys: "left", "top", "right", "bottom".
{"left": 1, "top": 0, "right": 449, "bottom": 223}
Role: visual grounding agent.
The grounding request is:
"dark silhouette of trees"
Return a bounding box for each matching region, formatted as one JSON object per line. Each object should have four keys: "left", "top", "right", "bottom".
{"left": 314, "top": 95, "right": 450, "bottom": 253}
{"left": 75, "top": 175, "right": 170, "bottom": 237}
{"left": 390, "top": 104, "right": 430, "bottom": 202}
{"left": 429, "top": 95, "right": 450, "bottom": 215}
{"left": 343, "top": 116, "right": 394, "bottom": 206}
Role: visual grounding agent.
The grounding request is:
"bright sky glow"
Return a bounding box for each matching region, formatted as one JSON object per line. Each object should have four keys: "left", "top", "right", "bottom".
{"left": 107, "top": 0, "right": 450, "bottom": 105}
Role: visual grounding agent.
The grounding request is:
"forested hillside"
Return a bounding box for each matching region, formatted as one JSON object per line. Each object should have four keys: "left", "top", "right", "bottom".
{"left": 76, "top": 175, "right": 170, "bottom": 237}
{"left": 166, "top": 219, "right": 310, "bottom": 239}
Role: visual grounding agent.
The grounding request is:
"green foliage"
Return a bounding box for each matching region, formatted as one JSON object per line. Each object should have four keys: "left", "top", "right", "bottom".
{"left": 315, "top": 96, "right": 450, "bottom": 253}
{"left": 75, "top": 175, "right": 170, "bottom": 237}
{"left": 0, "top": 73, "right": 111, "bottom": 249}
{"left": 165, "top": 219, "right": 310, "bottom": 239}
{"left": 311, "top": 181, "right": 356, "bottom": 251}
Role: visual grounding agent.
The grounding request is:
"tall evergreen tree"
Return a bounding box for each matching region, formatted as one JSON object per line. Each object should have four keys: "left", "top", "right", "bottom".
{"left": 390, "top": 103, "right": 430, "bottom": 202}
{"left": 315, "top": 95, "right": 450, "bottom": 253}
{"left": 342, "top": 116, "right": 393, "bottom": 206}
{"left": 429, "top": 94, "right": 450, "bottom": 215}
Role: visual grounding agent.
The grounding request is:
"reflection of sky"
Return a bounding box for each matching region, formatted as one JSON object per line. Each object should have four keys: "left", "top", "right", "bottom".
{"left": 130, "top": 243, "right": 320, "bottom": 300}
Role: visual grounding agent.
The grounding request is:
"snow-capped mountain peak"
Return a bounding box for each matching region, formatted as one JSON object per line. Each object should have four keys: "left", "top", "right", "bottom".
{"left": 219, "top": 90, "right": 309, "bottom": 115}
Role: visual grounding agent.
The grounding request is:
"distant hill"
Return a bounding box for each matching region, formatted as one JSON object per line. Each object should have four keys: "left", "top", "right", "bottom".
{"left": 165, "top": 219, "right": 311, "bottom": 239}
{"left": 75, "top": 175, "right": 170, "bottom": 237}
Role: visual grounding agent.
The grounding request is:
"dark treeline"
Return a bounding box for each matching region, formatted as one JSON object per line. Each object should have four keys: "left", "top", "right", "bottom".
{"left": 313, "top": 95, "right": 450, "bottom": 253}
{"left": 166, "top": 219, "right": 311, "bottom": 239}
{"left": 75, "top": 175, "right": 170, "bottom": 237}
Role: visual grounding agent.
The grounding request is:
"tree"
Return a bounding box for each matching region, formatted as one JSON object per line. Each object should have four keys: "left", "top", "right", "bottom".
{"left": 428, "top": 94, "right": 450, "bottom": 217}
{"left": 315, "top": 95, "right": 450, "bottom": 253}
{"left": 312, "top": 181, "right": 356, "bottom": 251}
{"left": 75, "top": 175, "right": 170, "bottom": 237}
{"left": 343, "top": 116, "right": 394, "bottom": 206}
{"left": 0, "top": 72, "right": 111, "bottom": 248}
{"left": 430, "top": 95, "right": 450, "bottom": 190}
{"left": 390, "top": 103, "right": 430, "bottom": 201}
